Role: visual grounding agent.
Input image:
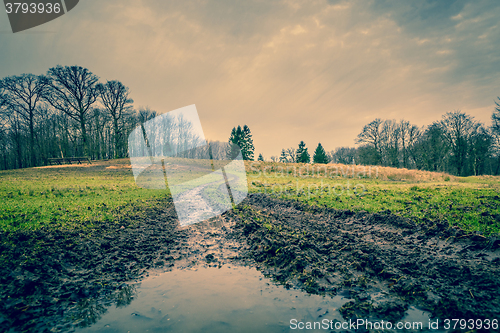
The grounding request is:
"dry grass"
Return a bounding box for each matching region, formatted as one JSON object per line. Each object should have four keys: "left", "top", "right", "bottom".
{"left": 35, "top": 158, "right": 132, "bottom": 170}
{"left": 34, "top": 158, "right": 498, "bottom": 184}
{"left": 244, "top": 160, "right": 460, "bottom": 182}
{"left": 326, "top": 163, "right": 457, "bottom": 182}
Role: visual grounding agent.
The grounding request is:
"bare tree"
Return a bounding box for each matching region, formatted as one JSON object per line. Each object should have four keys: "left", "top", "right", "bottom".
{"left": 440, "top": 110, "right": 478, "bottom": 176}
{"left": 494, "top": 97, "right": 500, "bottom": 132}
{"left": 33, "top": 104, "right": 57, "bottom": 164}
{"left": 205, "top": 140, "right": 229, "bottom": 160}
{"left": 285, "top": 147, "right": 296, "bottom": 163}
{"left": 380, "top": 119, "right": 400, "bottom": 167}
{"left": 356, "top": 118, "right": 383, "bottom": 164}
{"left": 138, "top": 107, "right": 157, "bottom": 125}
{"left": 0, "top": 95, "right": 10, "bottom": 169}
{"left": 44, "top": 66, "right": 99, "bottom": 156}
{"left": 405, "top": 123, "right": 422, "bottom": 168}
{"left": 329, "top": 147, "right": 356, "bottom": 164}
{"left": 492, "top": 97, "right": 500, "bottom": 174}
{"left": 97, "top": 80, "right": 133, "bottom": 158}
{"left": 468, "top": 125, "right": 492, "bottom": 175}
{"left": 399, "top": 120, "right": 410, "bottom": 168}
{"left": 4, "top": 111, "right": 25, "bottom": 168}
{"left": 392, "top": 120, "right": 422, "bottom": 169}
{"left": 0, "top": 74, "right": 49, "bottom": 166}
{"left": 87, "top": 108, "right": 111, "bottom": 160}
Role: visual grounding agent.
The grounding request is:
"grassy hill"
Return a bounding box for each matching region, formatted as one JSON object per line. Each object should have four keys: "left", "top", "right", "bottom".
{"left": 0, "top": 159, "right": 168, "bottom": 232}
{"left": 248, "top": 161, "right": 500, "bottom": 235}
{"left": 0, "top": 159, "right": 499, "bottom": 235}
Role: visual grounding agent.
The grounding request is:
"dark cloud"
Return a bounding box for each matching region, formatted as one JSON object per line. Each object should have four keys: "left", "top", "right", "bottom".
{"left": 0, "top": 0, "right": 498, "bottom": 157}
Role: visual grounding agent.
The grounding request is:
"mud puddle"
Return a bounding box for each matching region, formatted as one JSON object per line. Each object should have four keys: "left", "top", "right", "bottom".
{"left": 1, "top": 193, "right": 499, "bottom": 332}
{"left": 77, "top": 265, "right": 434, "bottom": 333}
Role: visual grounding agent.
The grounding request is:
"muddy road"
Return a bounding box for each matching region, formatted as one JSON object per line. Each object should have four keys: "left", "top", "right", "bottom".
{"left": 0, "top": 193, "right": 499, "bottom": 332}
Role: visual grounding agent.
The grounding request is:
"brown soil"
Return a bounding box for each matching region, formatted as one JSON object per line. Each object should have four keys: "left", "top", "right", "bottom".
{"left": 0, "top": 193, "right": 499, "bottom": 332}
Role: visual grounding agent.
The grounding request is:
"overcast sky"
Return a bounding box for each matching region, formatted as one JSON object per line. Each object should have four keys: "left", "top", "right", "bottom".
{"left": 1, "top": 0, "right": 499, "bottom": 158}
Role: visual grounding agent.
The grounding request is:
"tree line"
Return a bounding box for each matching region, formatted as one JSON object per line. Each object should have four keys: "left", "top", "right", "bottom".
{"left": 351, "top": 109, "right": 500, "bottom": 176}
{"left": 0, "top": 65, "right": 240, "bottom": 170}
{"left": 270, "top": 141, "right": 329, "bottom": 164}
{"left": 269, "top": 106, "right": 500, "bottom": 176}
{"left": 2, "top": 65, "right": 499, "bottom": 176}
{"left": 0, "top": 66, "right": 139, "bottom": 169}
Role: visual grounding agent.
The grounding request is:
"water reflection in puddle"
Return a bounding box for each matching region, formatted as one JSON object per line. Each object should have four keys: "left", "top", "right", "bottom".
{"left": 77, "top": 266, "right": 431, "bottom": 332}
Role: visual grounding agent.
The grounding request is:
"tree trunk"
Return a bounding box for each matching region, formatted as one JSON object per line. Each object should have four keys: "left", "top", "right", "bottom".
{"left": 29, "top": 110, "right": 35, "bottom": 167}
{"left": 114, "top": 117, "right": 119, "bottom": 159}
{"left": 80, "top": 113, "right": 88, "bottom": 157}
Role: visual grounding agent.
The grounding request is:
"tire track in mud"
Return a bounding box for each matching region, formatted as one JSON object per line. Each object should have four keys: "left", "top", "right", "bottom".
{"left": 173, "top": 172, "right": 241, "bottom": 227}
{"left": 173, "top": 181, "right": 222, "bottom": 226}
{"left": 223, "top": 193, "right": 500, "bottom": 322}
{"left": 1, "top": 193, "right": 499, "bottom": 332}
{"left": 0, "top": 202, "right": 184, "bottom": 332}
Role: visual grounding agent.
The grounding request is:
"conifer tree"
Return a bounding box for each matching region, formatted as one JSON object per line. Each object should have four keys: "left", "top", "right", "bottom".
{"left": 227, "top": 124, "right": 255, "bottom": 160}
{"left": 227, "top": 126, "right": 242, "bottom": 159}
{"left": 296, "top": 141, "right": 310, "bottom": 163}
{"left": 241, "top": 125, "right": 255, "bottom": 160}
{"left": 279, "top": 149, "right": 287, "bottom": 162}
{"left": 313, "top": 143, "right": 329, "bottom": 164}
{"left": 258, "top": 153, "right": 264, "bottom": 161}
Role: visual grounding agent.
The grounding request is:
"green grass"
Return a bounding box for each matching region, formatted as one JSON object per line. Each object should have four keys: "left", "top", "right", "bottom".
{"left": 1, "top": 159, "right": 499, "bottom": 236}
{"left": 246, "top": 161, "right": 500, "bottom": 236}
{"left": 0, "top": 159, "right": 169, "bottom": 232}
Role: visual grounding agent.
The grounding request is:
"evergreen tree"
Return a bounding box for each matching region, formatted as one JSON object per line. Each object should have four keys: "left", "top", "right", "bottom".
{"left": 313, "top": 143, "right": 329, "bottom": 164}
{"left": 227, "top": 126, "right": 242, "bottom": 159}
{"left": 241, "top": 125, "right": 255, "bottom": 160}
{"left": 227, "top": 124, "right": 254, "bottom": 160}
{"left": 258, "top": 153, "right": 264, "bottom": 161}
{"left": 296, "top": 141, "right": 310, "bottom": 163}
{"left": 279, "top": 149, "right": 287, "bottom": 162}
{"left": 296, "top": 141, "right": 304, "bottom": 159}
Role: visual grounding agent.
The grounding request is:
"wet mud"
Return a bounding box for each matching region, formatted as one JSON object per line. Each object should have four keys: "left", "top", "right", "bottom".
{"left": 1, "top": 193, "right": 499, "bottom": 332}
{"left": 0, "top": 204, "right": 182, "bottom": 332}
{"left": 225, "top": 194, "right": 500, "bottom": 325}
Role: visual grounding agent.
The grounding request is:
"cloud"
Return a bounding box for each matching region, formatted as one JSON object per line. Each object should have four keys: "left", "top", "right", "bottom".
{"left": 0, "top": 0, "right": 498, "bottom": 157}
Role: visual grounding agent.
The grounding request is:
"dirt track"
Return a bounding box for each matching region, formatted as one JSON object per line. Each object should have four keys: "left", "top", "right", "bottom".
{"left": 1, "top": 193, "right": 499, "bottom": 332}
{"left": 224, "top": 194, "right": 500, "bottom": 322}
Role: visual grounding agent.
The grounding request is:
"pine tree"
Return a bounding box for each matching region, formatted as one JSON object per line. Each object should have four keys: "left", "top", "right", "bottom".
{"left": 279, "top": 149, "right": 287, "bottom": 162}
{"left": 296, "top": 142, "right": 304, "bottom": 159}
{"left": 227, "top": 126, "right": 242, "bottom": 159}
{"left": 296, "top": 141, "right": 310, "bottom": 163}
{"left": 227, "top": 124, "right": 255, "bottom": 160}
{"left": 241, "top": 125, "right": 255, "bottom": 160}
{"left": 258, "top": 153, "right": 264, "bottom": 161}
{"left": 313, "top": 143, "right": 329, "bottom": 164}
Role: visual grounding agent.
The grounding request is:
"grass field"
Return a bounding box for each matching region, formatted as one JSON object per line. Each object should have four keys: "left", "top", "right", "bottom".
{"left": 1, "top": 159, "right": 499, "bottom": 236}
{"left": 247, "top": 161, "right": 500, "bottom": 236}
{"left": 0, "top": 159, "right": 169, "bottom": 232}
